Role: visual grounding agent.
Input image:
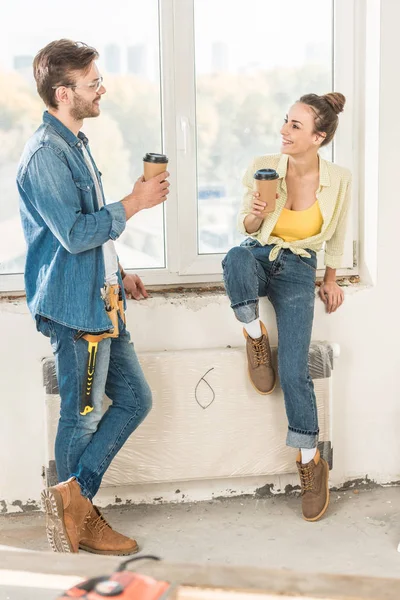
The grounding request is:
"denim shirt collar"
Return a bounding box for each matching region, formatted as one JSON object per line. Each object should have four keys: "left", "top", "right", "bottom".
{"left": 43, "top": 111, "right": 89, "bottom": 147}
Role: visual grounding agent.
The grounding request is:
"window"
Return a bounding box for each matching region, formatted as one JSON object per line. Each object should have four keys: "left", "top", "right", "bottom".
{"left": 0, "top": 0, "right": 164, "bottom": 290}
{"left": 194, "top": 0, "right": 333, "bottom": 256}
{"left": 0, "top": 0, "right": 358, "bottom": 291}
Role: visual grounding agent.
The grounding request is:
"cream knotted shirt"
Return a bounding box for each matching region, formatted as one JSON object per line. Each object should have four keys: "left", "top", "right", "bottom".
{"left": 237, "top": 153, "right": 352, "bottom": 269}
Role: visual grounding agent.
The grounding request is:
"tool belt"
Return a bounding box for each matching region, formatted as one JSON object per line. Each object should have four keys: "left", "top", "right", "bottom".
{"left": 98, "top": 282, "right": 126, "bottom": 340}
{"left": 75, "top": 284, "right": 126, "bottom": 416}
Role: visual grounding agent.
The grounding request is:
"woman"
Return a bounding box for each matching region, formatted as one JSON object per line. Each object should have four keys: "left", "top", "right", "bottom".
{"left": 222, "top": 93, "right": 351, "bottom": 522}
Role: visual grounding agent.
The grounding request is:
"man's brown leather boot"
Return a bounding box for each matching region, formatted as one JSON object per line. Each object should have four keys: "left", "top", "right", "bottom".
{"left": 41, "top": 477, "right": 91, "bottom": 553}
{"left": 79, "top": 505, "right": 139, "bottom": 556}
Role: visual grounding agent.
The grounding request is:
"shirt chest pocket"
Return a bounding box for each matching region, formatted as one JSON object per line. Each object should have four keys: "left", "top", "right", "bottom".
{"left": 74, "top": 179, "right": 98, "bottom": 212}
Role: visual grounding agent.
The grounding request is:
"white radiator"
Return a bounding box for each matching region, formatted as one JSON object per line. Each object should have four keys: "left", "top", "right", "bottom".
{"left": 42, "top": 342, "right": 336, "bottom": 488}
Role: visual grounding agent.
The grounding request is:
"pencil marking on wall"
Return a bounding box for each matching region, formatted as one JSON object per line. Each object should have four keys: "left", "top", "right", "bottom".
{"left": 195, "top": 368, "right": 215, "bottom": 409}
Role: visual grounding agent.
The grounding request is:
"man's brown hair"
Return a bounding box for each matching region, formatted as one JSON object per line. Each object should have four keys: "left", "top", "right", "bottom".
{"left": 33, "top": 39, "right": 99, "bottom": 109}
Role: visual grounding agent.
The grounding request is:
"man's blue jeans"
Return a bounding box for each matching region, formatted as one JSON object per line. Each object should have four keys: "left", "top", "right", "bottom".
{"left": 222, "top": 238, "right": 319, "bottom": 449}
{"left": 38, "top": 315, "right": 152, "bottom": 499}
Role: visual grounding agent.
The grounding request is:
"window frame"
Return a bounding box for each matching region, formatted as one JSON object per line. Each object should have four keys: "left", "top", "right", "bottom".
{"left": 0, "top": 0, "right": 361, "bottom": 292}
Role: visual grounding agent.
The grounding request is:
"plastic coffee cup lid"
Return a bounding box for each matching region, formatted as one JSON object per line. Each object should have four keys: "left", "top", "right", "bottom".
{"left": 254, "top": 168, "right": 279, "bottom": 180}
{"left": 143, "top": 153, "right": 168, "bottom": 163}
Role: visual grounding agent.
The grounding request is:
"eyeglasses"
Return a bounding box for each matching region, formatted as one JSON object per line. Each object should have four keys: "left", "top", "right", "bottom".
{"left": 52, "top": 76, "right": 104, "bottom": 93}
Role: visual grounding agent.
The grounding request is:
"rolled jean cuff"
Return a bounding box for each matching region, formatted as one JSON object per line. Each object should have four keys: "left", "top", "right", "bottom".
{"left": 232, "top": 300, "right": 259, "bottom": 324}
{"left": 72, "top": 474, "right": 92, "bottom": 500}
{"left": 286, "top": 428, "right": 319, "bottom": 449}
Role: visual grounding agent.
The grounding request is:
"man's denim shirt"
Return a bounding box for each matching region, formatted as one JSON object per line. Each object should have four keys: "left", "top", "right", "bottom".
{"left": 17, "top": 111, "right": 127, "bottom": 332}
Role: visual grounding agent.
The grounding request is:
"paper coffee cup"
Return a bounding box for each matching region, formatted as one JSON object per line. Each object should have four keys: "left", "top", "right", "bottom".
{"left": 143, "top": 153, "right": 168, "bottom": 181}
{"left": 254, "top": 169, "right": 279, "bottom": 215}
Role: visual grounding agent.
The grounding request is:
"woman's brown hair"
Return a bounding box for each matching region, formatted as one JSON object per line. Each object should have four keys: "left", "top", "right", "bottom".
{"left": 297, "top": 92, "right": 346, "bottom": 146}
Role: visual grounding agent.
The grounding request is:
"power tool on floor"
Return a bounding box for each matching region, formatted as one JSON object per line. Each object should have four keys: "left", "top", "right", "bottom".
{"left": 58, "top": 555, "right": 174, "bottom": 600}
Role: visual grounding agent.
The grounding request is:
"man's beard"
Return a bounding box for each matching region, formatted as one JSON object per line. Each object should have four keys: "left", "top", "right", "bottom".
{"left": 70, "top": 93, "right": 100, "bottom": 120}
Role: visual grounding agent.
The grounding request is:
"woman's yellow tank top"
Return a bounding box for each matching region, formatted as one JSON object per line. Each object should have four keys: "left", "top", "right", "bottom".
{"left": 271, "top": 201, "right": 323, "bottom": 242}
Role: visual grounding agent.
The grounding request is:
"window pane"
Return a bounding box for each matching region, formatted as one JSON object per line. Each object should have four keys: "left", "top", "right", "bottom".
{"left": 195, "top": 0, "right": 333, "bottom": 255}
{"left": 0, "top": 0, "right": 164, "bottom": 275}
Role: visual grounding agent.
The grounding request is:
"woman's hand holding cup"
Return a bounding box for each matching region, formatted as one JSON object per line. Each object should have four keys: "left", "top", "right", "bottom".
{"left": 251, "top": 191, "right": 279, "bottom": 218}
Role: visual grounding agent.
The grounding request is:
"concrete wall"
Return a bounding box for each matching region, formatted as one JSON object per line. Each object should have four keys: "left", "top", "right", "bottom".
{"left": 1, "top": 0, "right": 400, "bottom": 512}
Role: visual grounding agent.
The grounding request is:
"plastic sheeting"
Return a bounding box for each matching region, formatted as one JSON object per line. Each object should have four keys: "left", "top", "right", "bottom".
{"left": 43, "top": 341, "right": 335, "bottom": 488}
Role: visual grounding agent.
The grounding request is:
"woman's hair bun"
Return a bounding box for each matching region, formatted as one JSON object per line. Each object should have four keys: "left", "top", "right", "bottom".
{"left": 321, "top": 92, "right": 346, "bottom": 114}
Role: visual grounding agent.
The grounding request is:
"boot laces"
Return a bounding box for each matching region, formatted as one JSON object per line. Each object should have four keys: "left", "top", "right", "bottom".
{"left": 299, "top": 463, "right": 315, "bottom": 492}
{"left": 83, "top": 510, "right": 111, "bottom": 535}
{"left": 252, "top": 337, "right": 270, "bottom": 367}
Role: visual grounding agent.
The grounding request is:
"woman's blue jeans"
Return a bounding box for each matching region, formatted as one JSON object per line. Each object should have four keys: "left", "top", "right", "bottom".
{"left": 222, "top": 238, "right": 319, "bottom": 449}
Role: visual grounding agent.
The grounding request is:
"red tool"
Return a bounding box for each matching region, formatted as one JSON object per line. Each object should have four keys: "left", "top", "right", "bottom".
{"left": 58, "top": 555, "right": 173, "bottom": 600}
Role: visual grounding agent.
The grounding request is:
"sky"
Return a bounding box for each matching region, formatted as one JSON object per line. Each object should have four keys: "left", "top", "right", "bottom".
{"left": 0, "top": 0, "right": 332, "bottom": 75}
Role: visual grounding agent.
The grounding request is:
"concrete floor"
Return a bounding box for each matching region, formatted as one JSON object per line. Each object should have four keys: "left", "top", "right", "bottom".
{"left": 0, "top": 487, "right": 399, "bottom": 581}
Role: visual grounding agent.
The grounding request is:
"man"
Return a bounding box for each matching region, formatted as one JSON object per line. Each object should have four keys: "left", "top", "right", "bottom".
{"left": 17, "top": 39, "right": 169, "bottom": 555}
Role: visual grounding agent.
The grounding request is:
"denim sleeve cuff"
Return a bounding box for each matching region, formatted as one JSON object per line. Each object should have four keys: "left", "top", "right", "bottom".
{"left": 105, "top": 202, "right": 127, "bottom": 240}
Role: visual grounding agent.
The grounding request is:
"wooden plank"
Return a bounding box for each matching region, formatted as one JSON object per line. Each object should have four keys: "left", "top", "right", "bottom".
{"left": 175, "top": 586, "right": 327, "bottom": 599}
{"left": 0, "top": 551, "right": 399, "bottom": 599}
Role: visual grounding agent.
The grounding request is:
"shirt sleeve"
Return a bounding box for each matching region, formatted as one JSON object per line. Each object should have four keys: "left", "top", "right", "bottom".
{"left": 237, "top": 158, "right": 262, "bottom": 236}
{"left": 324, "top": 175, "right": 352, "bottom": 269}
{"left": 20, "top": 147, "right": 126, "bottom": 254}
